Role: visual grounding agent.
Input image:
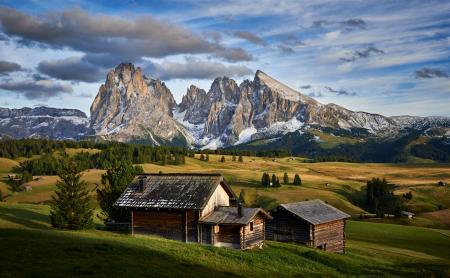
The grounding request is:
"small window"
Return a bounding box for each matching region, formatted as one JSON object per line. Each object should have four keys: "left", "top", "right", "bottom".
{"left": 249, "top": 221, "right": 254, "bottom": 231}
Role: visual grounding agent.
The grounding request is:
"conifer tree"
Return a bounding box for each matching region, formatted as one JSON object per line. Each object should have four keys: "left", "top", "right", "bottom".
{"left": 232, "top": 155, "right": 236, "bottom": 162}
{"left": 293, "top": 174, "right": 302, "bottom": 185}
{"left": 200, "top": 153, "right": 205, "bottom": 161}
{"left": 238, "top": 155, "right": 244, "bottom": 162}
{"left": 220, "top": 155, "right": 226, "bottom": 162}
{"left": 283, "top": 172, "right": 289, "bottom": 184}
{"left": 50, "top": 164, "right": 93, "bottom": 229}
{"left": 97, "top": 160, "right": 141, "bottom": 222}
{"left": 239, "top": 189, "right": 246, "bottom": 204}
{"left": 261, "top": 173, "right": 270, "bottom": 187}
{"left": 206, "top": 154, "right": 210, "bottom": 161}
{"left": 271, "top": 174, "right": 277, "bottom": 187}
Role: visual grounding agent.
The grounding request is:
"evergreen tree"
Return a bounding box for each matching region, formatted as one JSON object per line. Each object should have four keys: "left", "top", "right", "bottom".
{"left": 283, "top": 172, "right": 289, "bottom": 184}
{"left": 238, "top": 155, "right": 243, "bottom": 162}
{"left": 220, "top": 156, "right": 226, "bottom": 162}
{"left": 50, "top": 164, "right": 93, "bottom": 230}
{"left": 97, "top": 160, "right": 141, "bottom": 222}
{"left": 293, "top": 174, "right": 302, "bottom": 185}
{"left": 162, "top": 155, "right": 167, "bottom": 165}
{"left": 21, "top": 171, "right": 33, "bottom": 184}
{"left": 271, "top": 174, "right": 277, "bottom": 187}
{"left": 239, "top": 189, "right": 246, "bottom": 204}
{"left": 205, "top": 154, "right": 210, "bottom": 161}
{"left": 0, "top": 189, "right": 3, "bottom": 202}
{"left": 200, "top": 153, "right": 205, "bottom": 161}
{"left": 232, "top": 155, "right": 236, "bottom": 162}
{"left": 261, "top": 173, "right": 270, "bottom": 187}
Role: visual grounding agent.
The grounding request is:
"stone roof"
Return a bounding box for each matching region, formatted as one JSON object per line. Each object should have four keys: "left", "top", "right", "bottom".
{"left": 279, "top": 199, "right": 350, "bottom": 225}
{"left": 199, "top": 206, "right": 272, "bottom": 225}
{"left": 114, "top": 173, "right": 236, "bottom": 210}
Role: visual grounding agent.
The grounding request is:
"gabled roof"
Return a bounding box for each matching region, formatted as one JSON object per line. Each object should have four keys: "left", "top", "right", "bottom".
{"left": 114, "top": 173, "right": 236, "bottom": 210}
{"left": 278, "top": 199, "right": 350, "bottom": 225}
{"left": 199, "top": 206, "right": 272, "bottom": 225}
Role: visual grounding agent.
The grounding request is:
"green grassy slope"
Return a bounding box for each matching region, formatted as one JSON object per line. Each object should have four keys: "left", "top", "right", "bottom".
{"left": 0, "top": 203, "right": 449, "bottom": 277}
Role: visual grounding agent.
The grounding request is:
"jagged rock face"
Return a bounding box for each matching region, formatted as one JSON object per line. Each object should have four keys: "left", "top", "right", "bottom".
{"left": 0, "top": 107, "right": 90, "bottom": 139}
{"left": 178, "top": 85, "right": 210, "bottom": 124}
{"left": 90, "top": 63, "right": 185, "bottom": 144}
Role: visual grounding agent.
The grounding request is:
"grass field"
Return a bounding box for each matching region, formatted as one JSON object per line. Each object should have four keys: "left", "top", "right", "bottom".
{"left": 1, "top": 154, "right": 449, "bottom": 228}
{"left": 0, "top": 202, "right": 449, "bottom": 277}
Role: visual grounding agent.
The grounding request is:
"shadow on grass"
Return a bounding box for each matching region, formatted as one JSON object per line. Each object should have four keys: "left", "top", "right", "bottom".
{"left": 0, "top": 228, "right": 236, "bottom": 277}
{"left": 0, "top": 206, "right": 50, "bottom": 229}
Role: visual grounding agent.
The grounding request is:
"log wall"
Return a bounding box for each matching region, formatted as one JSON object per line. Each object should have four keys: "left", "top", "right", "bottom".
{"left": 242, "top": 215, "right": 265, "bottom": 249}
{"left": 266, "top": 209, "right": 311, "bottom": 244}
{"left": 312, "top": 220, "right": 346, "bottom": 253}
{"left": 132, "top": 209, "right": 199, "bottom": 243}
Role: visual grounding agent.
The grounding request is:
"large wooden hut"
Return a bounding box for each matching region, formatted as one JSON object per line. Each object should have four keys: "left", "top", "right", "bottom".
{"left": 114, "top": 173, "right": 271, "bottom": 249}
{"left": 266, "top": 199, "right": 350, "bottom": 253}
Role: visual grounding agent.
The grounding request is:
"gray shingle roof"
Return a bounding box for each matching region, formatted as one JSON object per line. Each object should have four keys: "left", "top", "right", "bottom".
{"left": 114, "top": 173, "right": 236, "bottom": 210}
{"left": 280, "top": 199, "right": 350, "bottom": 225}
{"left": 199, "top": 206, "right": 272, "bottom": 225}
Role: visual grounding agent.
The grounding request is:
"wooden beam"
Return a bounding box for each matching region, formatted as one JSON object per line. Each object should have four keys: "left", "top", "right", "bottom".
{"left": 131, "top": 210, "right": 134, "bottom": 235}
{"left": 183, "top": 210, "right": 188, "bottom": 243}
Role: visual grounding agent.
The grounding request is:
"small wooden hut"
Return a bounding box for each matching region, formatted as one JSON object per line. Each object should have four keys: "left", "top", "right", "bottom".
{"left": 266, "top": 199, "right": 350, "bottom": 253}
{"left": 114, "top": 173, "right": 271, "bottom": 249}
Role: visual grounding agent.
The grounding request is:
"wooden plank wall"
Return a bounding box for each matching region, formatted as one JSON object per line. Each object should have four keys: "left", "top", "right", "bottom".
{"left": 133, "top": 209, "right": 199, "bottom": 243}
{"left": 201, "top": 184, "right": 230, "bottom": 217}
{"left": 242, "top": 215, "right": 265, "bottom": 248}
{"left": 216, "top": 225, "right": 240, "bottom": 244}
{"left": 312, "top": 220, "right": 345, "bottom": 253}
{"left": 266, "top": 209, "right": 310, "bottom": 243}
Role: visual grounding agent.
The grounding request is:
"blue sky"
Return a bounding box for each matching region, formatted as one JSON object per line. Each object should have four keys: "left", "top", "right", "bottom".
{"left": 0, "top": 0, "right": 449, "bottom": 116}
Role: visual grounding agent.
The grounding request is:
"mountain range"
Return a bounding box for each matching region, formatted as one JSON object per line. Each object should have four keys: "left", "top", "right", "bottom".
{"left": 1, "top": 63, "right": 449, "bottom": 153}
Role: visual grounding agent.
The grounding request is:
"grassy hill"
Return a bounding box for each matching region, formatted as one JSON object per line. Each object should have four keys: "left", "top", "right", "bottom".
{"left": 0, "top": 203, "right": 449, "bottom": 277}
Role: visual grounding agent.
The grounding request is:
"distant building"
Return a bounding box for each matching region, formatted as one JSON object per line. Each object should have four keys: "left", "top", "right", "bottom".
{"left": 114, "top": 173, "right": 271, "bottom": 249}
{"left": 266, "top": 199, "right": 350, "bottom": 253}
{"left": 401, "top": 211, "right": 414, "bottom": 219}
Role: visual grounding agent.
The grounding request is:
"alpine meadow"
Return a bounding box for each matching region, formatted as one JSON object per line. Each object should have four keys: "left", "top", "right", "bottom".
{"left": 0, "top": 0, "right": 449, "bottom": 277}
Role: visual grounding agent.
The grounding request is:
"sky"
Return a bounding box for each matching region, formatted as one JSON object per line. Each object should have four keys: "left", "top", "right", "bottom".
{"left": 0, "top": 0, "right": 449, "bottom": 117}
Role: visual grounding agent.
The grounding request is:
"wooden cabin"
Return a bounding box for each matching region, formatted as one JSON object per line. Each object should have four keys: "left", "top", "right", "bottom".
{"left": 114, "top": 173, "right": 271, "bottom": 249}
{"left": 266, "top": 199, "right": 350, "bottom": 253}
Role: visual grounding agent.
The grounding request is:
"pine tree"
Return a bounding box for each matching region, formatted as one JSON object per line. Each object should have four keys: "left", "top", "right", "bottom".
{"left": 232, "top": 155, "right": 236, "bottom": 162}
{"left": 97, "top": 160, "right": 139, "bottom": 222}
{"left": 21, "top": 171, "right": 33, "bottom": 184}
{"left": 271, "top": 174, "right": 277, "bottom": 187}
{"left": 238, "top": 155, "right": 243, "bottom": 162}
{"left": 220, "top": 156, "right": 226, "bottom": 162}
{"left": 261, "top": 173, "right": 270, "bottom": 187}
{"left": 283, "top": 172, "right": 289, "bottom": 184}
{"left": 293, "top": 174, "right": 302, "bottom": 185}
{"left": 239, "top": 189, "right": 246, "bottom": 204}
{"left": 50, "top": 164, "right": 93, "bottom": 230}
{"left": 0, "top": 189, "right": 3, "bottom": 202}
{"left": 206, "top": 154, "right": 210, "bottom": 161}
{"left": 200, "top": 153, "right": 205, "bottom": 161}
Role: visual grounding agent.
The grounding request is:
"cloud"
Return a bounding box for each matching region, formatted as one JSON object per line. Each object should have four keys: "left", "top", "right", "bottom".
{"left": 415, "top": 68, "right": 449, "bottom": 79}
{"left": 340, "top": 46, "right": 385, "bottom": 62}
{"left": 277, "top": 44, "right": 295, "bottom": 54}
{"left": 0, "top": 7, "right": 251, "bottom": 63}
{"left": 37, "top": 57, "right": 105, "bottom": 83}
{"left": 300, "top": 85, "right": 311, "bottom": 90}
{"left": 339, "top": 19, "right": 367, "bottom": 31}
{"left": 0, "top": 60, "right": 22, "bottom": 74}
{"left": 204, "top": 31, "right": 222, "bottom": 43}
{"left": 233, "top": 31, "right": 267, "bottom": 46}
{"left": 0, "top": 79, "right": 72, "bottom": 99}
{"left": 324, "top": 86, "right": 356, "bottom": 96}
{"left": 145, "top": 58, "right": 253, "bottom": 80}
{"left": 281, "top": 34, "right": 304, "bottom": 46}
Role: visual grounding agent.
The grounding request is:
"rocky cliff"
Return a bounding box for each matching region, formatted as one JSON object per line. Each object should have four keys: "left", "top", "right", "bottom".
{"left": 0, "top": 106, "right": 90, "bottom": 139}
{"left": 90, "top": 63, "right": 188, "bottom": 145}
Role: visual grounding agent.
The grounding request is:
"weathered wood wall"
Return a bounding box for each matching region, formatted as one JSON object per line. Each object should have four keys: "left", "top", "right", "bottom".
{"left": 216, "top": 225, "right": 240, "bottom": 244}
{"left": 312, "top": 220, "right": 345, "bottom": 253}
{"left": 266, "top": 209, "right": 311, "bottom": 244}
{"left": 201, "top": 184, "right": 230, "bottom": 217}
{"left": 242, "top": 214, "right": 265, "bottom": 249}
{"left": 132, "top": 209, "right": 199, "bottom": 243}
